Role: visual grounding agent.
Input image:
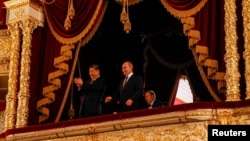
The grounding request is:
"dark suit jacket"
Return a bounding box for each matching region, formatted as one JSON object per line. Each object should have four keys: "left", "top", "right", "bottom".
{"left": 151, "top": 100, "right": 164, "bottom": 108}
{"left": 113, "top": 74, "right": 144, "bottom": 112}
{"left": 78, "top": 77, "right": 106, "bottom": 117}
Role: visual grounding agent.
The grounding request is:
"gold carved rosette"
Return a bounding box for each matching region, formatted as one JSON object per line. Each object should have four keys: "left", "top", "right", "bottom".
{"left": 3, "top": 0, "right": 44, "bottom": 131}
{"left": 224, "top": 0, "right": 240, "bottom": 101}
{"left": 242, "top": 0, "right": 250, "bottom": 100}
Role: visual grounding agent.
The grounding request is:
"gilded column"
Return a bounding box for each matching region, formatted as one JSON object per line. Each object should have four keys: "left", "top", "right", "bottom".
{"left": 16, "top": 19, "right": 37, "bottom": 128}
{"left": 224, "top": 0, "right": 241, "bottom": 101}
{"left": 4, "top": 0, "right": 44, "bottom": 128}
{"left": 242, "top": 0, "right": 250, "bottom": 100}
{"left": 4, "top": 23, "right": 21, "bottom": 131}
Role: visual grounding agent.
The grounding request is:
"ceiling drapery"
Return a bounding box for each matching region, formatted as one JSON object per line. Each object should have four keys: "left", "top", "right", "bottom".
{"left": 44, "top": 0, "right": 106, "bottom": 45}
{"left": 160, "top": 0, "right": 207, "bottom": 18}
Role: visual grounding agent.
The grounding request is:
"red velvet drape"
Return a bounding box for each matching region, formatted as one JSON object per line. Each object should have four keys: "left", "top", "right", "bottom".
{"left": 29, "top": 23, "right": 66, "bottom": 125}
{"left": 29, "top": 0, "right": 229, "bottom": 125}
{"left": 1, "top": 0, "right": 240, "bottom": 127}
{"left": 164, "top": 0, "right": 203, "bottom": 10}
{"left": 194, "top": 0, "right": 225, "bottom": 69}
{"left": 161, "top": 0, "right": 226, "bottom": 100}
{"left": 194, "top": 0, "right": 226, "bottom": 100}
{"left": 45, "top": 0, "right": 97, "bottom": 37}
{"left": 44, "top": 0, "right": 103, "bottom": 43}
{"left": 29, "top": 0, "right": 107, "bottom": 125}
{"left": 0, "top": 0, "right": 7, "bottom": 29}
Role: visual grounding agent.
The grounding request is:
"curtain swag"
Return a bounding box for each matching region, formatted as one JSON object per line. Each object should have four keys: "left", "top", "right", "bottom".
{"left": 37, "top": 0, "right": 227, "bottom": 123}
{"left": 37, "top": 0, "right": 108, "bottom": 123}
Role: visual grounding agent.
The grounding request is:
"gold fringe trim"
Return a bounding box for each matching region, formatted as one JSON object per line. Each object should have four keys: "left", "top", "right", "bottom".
{"left": 55, "top": 42, "right": 81, "bottom": 122}
{"left": 175, "top": 1, "right": 226, "bottom": 99}
{"left": 37, "top": 44, "right": 75, "bottom": 123}
{"left": 181, "top": 17, "right": 195, "bottom": 35}
{"left": 192, "top": 50, "right": 223, "bottom": 101}
{"left": 186, "top": 26, "right": 226, "bottom": 98}
{"left": 36, "top": 0, "right": 108, "bottom": 123}
{"left": 115, "top": 0, "right": 142, "bottom": 6}
{"left": 44, "top": 0, "right": 104, "bottom": 45}
{"left": 79, "top": 0, "right": 108, "bottom": 47}
{"left": 188, "top": 30, "right": 200, "bottom": 47}
{"left": 160, "top": 0, "right": 207, "bottom": 18}
{"left": 54, "top": 0, "right": 109, "bottom": 122}
{"left": 195, "top": 45, "right": 208, "bottom": 65}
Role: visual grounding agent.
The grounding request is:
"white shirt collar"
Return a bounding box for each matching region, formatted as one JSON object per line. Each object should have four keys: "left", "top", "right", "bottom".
{"left": 92, "top": 76, "right": 100, "bottom": 81}
{"left": 150, "top": 100, "right": 155, "bottom": 106}
{"left": 126, "top": 72, "right": 133, "bottom": 78}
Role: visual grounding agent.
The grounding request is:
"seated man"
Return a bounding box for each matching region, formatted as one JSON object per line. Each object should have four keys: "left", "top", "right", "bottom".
{"left": 144, "top": 90, "right": 164, "bottom": 109}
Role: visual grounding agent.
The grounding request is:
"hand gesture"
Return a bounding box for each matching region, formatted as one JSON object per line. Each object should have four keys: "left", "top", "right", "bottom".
{"left": 73, "top": 78, "right": 83, "bottom": 89}
{"left": 126, "top": 99, "right": 133, "bottom": 106}
{"left": 104, "top": 96, "right": 112, "bottom": 103}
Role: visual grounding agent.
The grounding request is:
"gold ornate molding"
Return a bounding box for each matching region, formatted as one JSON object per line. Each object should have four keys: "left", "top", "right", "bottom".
{"left": 16, "top": 18, "right": 38, "bottom": 128}
{"left": 224, "top": 0, "right": 240, "bottom": 101}
{"left": 210, "top": 108, "right": 250, "bottom": 125}
{"left": 0, "top": 33, "right": 11, "bottom": 74}
{"left": 4, "top": 0, "right": 43, "bottom": 11}
{"left": 4, "top": 22, "right": 21, "bottom": 132}
{"left": 0, "top": 111, "right": 4, "bottom": 134}
{"left": 4, "top": 106, "right": 250, "bottom": 141}
{"left": 4, "top": 0, "right": 45, "bottom": 27}
{"left": 242, "top": 0, "right": 250, "bottom": 100}
{"left": 0, "top": 35, "right": 11, "bottom": 74}
{"left": 0, "top": 30, "right": 10, "bottom": 37}
{"left": 2, "top": 0, "right": 43, "bottom": 131}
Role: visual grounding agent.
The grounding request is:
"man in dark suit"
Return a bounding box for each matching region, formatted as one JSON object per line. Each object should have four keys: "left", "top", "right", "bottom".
{"left": 74, "top": 64, "right": 106, "bottom": 118}
{"left": 105, "top": 61, "right": 144, "bottom": 112}
{"left": 144, "top": 90, "right": 164, "bottom": 109}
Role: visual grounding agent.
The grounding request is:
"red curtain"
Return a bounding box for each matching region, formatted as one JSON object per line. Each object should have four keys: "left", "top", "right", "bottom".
{"left": 0, "top": 0, "right": 7, "bottom": 29}
{"left": 193, "top": 0, "right": 226, "bottom": 100}
{"left": 29, "top": 23, "right": 67, "bottom": 125}
{"left": 164, "top": 0, "right": 203, "bottom": 10}
{"left": 44, "top": 0, "right": 101, "bottom": 40}
{"left": 30, "top": 0, "right": 229, "bottom": 125}
{"left": 161, "top": 0, "right": 226, "bottom": 101}
{"left": 29, "top": 0, "right": 107, "bottom": 125}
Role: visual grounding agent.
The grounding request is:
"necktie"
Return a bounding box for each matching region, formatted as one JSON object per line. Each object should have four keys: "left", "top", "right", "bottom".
{"left": 90, "top": 79, "right": 94, "bottom": 84}
{"left": 123, "top": 76, "right": 128, "bottom": 89}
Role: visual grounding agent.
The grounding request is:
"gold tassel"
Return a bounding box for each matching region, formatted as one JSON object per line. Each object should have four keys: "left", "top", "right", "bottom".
{"left": 120, "top": 0, "right": 131, "bottom": 34}
{"left": 120, "top": 1, "right": 128, "bottom": 24}
{"left": 64, "top": 0, "right": 75, "bottom": 30}
{"left": 124, "top": 20, "right": 131, "bottom": 34}
{"left": 64, "top": 15, "right": 71, "bottom": 30}
{"left": 120, "top": 9, "right": 129, "bottom": 24}
{"left": 68, "top": 0, "right": 75, "bottom": 20}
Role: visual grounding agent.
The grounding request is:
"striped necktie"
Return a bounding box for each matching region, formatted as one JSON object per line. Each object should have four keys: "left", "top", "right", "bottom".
{"left": 90, "top": 79, "right": 94, "bottom": 84}
{"left": 123, "top": 76, "right": 128, "bottom": 89}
